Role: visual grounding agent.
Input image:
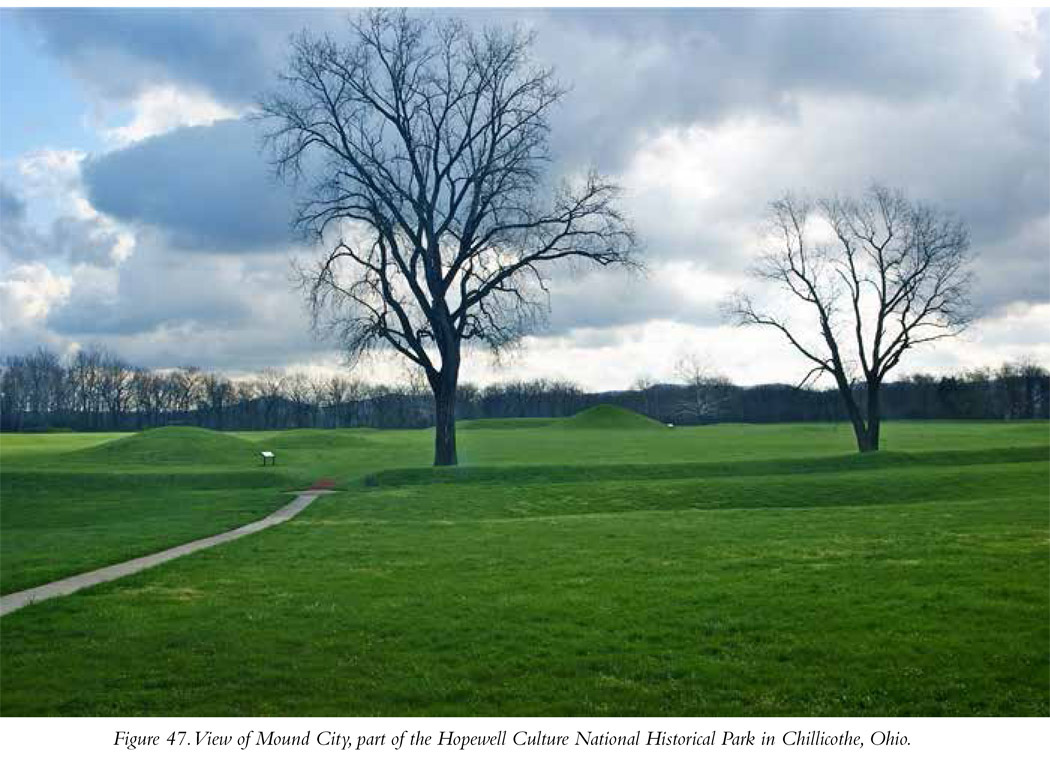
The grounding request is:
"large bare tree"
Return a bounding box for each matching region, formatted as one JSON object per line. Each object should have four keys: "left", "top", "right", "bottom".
{"left": 260, "top": 11, "right": 637, "bottom": 465}
{"left": 726, "top": 185, "right": 973, "bottom": 452}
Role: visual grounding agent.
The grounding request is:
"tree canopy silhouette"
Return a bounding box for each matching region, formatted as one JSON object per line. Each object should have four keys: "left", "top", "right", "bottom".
{"left": 726, "top": 185, "right": 974, "bottom": 452}
{"left": 260, "top": 10, "right": 637, "bottom": 465}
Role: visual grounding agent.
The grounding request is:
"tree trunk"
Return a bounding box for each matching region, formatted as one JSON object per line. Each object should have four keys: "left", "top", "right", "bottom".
{"left": 432, "top": 372, "right": 458, "bottom": 467}
{"left": 864, "top": 381, "right": 882, "bottom": 452}
{"left": 430, "top": 342, "right": 461, "bottom": 467}
{"left": 832, "top": 370, "right": 874, "bottom": 453}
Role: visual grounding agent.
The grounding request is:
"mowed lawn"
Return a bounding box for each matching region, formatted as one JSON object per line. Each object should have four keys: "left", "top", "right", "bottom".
{"left": 0, "top": 415, "right": 1047, "bottom": 716}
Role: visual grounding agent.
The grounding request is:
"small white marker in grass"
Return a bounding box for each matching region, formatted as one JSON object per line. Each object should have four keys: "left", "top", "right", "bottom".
{"left": 260, "top": 451, "right": 276, "bottom": 466}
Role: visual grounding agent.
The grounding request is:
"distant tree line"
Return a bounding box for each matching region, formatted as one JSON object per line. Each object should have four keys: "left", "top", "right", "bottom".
{"left": 1, "top": 346, "right": 1046, "bottom": 433}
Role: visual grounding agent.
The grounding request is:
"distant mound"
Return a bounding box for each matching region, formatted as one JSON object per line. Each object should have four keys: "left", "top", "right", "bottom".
{"left": 562, "top": 404, "right": 665, "bottom": 430}
{"left": 69, "top": 426, "right": 259, "bottom": 466}
{"left": 458, "top": 418, "right": 559, "bottom": 430}
{"left": 260, "top": 428, "right": 375, "bottom": 449}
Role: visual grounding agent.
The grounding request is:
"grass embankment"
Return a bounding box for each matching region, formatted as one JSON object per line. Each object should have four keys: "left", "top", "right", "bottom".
{"left": 66, "top": 425, "right": 261, "bottom": 467}
{"left": 562, "top": 403, "right": 667, "bottom": 430}
{"left": 0, "top": 415, "right": 1047, "bottom": 715}
{"left": 2, "top": 426, "right": 333, "bottom": 592}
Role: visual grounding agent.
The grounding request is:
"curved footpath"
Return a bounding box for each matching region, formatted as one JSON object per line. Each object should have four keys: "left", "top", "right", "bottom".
{"left": 0, "top": 489, "right": 334, "bottom": 617}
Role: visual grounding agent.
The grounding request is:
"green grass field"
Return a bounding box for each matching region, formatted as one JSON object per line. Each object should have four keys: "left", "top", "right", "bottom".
{"left": 1, "top": 408, "right": 1047, "bottom": 716}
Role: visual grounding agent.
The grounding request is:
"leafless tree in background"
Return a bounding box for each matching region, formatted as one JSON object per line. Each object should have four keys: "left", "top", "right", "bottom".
{"left": 101, "top": 357, "right": 133, "bottom": 429}
{"left": 132, "top": 368, "right": 162, "bottom": 428}
{"left": 203, "top": 373, "right": 235, "bottom": 429}
{"left": 2, "top": 343, "right": 1045, "bottom": 432}
{"left": 674, "top": 353, "right": 732, "bottom": 424}
{"left": 632, "top": 375, "right": 662, "bottom": 419}
{"left": 284, "top": 372, "right": 311, "bottom": 428}
{"left": 256, "top": 368, "right": 287, "bottom": 429}
{"left": 169, "top": 367, "right": 204, "bottom": 422}
{"left": 725, "top": 185, "right": 974, "bottom": 452}
{"left": 260, "top": 10, "right": 638, "bottom": 465}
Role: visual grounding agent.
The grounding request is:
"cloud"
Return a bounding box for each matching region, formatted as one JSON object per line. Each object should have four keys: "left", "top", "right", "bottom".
{"left": 468, "top": 320, "right": 819, "bottom": 391}
{"left": 46, "top": 232, "right": 275, "bottom": 338}
{"left": 0, "top": 176, "right": 128, "bottom": 267}
{"left": 468, "top": 301, "right": 1050, "bottom": 392}
{"left": 0, "top": 183, "right": 44, "bottom": 260}
{"left": 13, "top": 8, "right": 321, "bottom": 106}
{"left": 889, "top": 302, "right": 1050, "bottom": 379}
{"left": 65, "top": 9, "right": 1047, "bottom": 297}
{"left": 19, "top": 8, "right": 1037, "bottom": 166}
{"left": 104, "top": 84, "right": 240, "bottom": 146}
{"left": 542, "top": 262, "right": 729, "bottom": 336}
{"left": 970, "top": 216, "right": 1050, "bottom": 316}
{"left": 529, "top": 7, "right": 1042, "bottom": 171}
{"left": 31, "top": 241, "right": 331, "bottom": 372}
{"left": 3, "top": 7, "right": 1047, "bottom": 384}
{"left": 82, "top": 118, "right": 297, "bottom": 252}
{"left": 0, "top": 183, "right": 25, "bottom": 219}
{"left": 0, "top": 261, "right": 73, "bottom": 355}
{"left": 619, "top": 87, "right": 1048, "bottom": 313}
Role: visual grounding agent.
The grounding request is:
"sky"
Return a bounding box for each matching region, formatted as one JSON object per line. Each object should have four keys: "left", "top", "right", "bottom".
{"left": 0, "top": 6, "right": 1047, "bottom": 391}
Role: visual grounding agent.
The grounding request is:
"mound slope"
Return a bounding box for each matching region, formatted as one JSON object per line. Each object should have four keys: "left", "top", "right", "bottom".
{"left": 563, "top": 404, "right": 665, "bottom": 430}
{"left": 458, "top": 418, "right": 559, "bottom": 430}
{"left": 69, "top": 426, "right": 259, "bottom": 467}
{"left": 260, "top": 429, "right": 375, "bottom": 449}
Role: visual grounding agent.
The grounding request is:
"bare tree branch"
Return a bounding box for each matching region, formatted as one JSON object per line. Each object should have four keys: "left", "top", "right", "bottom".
{"left": 723, "top": 184, "right": 974, "bottom": 452}
{"left": 259, "top": 10, "right": 639, "bottom": 464}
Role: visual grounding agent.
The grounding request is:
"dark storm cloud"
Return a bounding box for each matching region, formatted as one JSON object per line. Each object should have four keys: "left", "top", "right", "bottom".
{"left": 82, "top": 118, "right": 297, "bottom": 252}
{"left": 14, "top": 7, "right": 325, "bottom": 105}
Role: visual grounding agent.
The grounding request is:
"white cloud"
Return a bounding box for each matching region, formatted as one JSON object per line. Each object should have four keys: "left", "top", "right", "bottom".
{"left": 4, "top": 150, "right": 135, "bottom": 268}
{"left": 919, "top": 303, "right": 1050, "bottom": 373}
{"left": 459, "top": 301, "right": 1050, "bottom": 392}
{"left": 620, "top": 86, "right": 1048, "bottom": 307}
{"left": 103, "top": 84, "right": 240, "bottom": 146}
{"left": 0, "top": 262, "right": 73, "bottom": 354}
{"left": 459, "top": 320, "right": 809, "bottom": 391}
{"left": 15, "top": 149, "right": 85, "bottom": 215}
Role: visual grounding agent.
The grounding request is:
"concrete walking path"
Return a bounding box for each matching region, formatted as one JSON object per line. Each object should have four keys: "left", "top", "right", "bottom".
{"left": 0, "top": 489, "right": 335, "bottom": 617}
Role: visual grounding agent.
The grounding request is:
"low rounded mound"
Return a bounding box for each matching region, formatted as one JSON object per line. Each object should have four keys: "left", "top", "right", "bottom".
{"left": 69, "top": 426, "right": 259, "bottom": 466}
{"left": 458, "top": 418, "right": 559, "bottom": 430}
{"left": 562, "top": 404, "right": 665, "bottom": 430}
{"left": 260, "top": 428, "right": 375, "bottom": 449}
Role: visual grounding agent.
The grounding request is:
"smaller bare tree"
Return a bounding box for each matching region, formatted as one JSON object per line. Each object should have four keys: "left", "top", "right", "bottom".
{"left": 286, "top": 372, "right": 315, "bottom": 428}
{"left": 168, "top": 366, "right": 204, "bottom": 424}
{"left": 725, "top": 185, "right": 973, "bottom": 452}
{"left": 674, "top": 353, "right": 732, "bottom": 424}
{"left": 632, "top": 375, "right": 660, "bottom": 418}
{"left": 203, "top": 373, "right": 235, "bottom": 429}
{"left": 256, "top": 368, "right": 287, "bottom": 429}
{"left": 100, "top": 358, "right": 132, "bottom": 430}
